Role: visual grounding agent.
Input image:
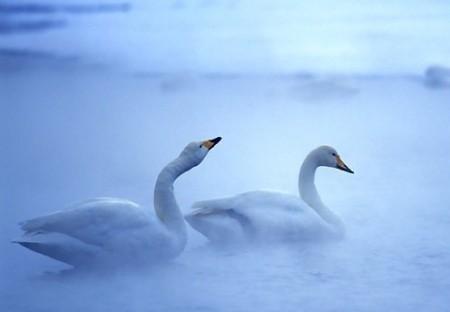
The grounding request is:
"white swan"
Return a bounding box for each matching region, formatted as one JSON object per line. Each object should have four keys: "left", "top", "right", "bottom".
{"left": 14, "top": 137, "right": 222, "bottom": 268}
{"left": 185, "top": 146, "right": 353, "bottom": 243}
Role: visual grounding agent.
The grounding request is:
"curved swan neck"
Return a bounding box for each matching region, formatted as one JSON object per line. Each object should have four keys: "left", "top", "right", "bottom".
{"left": 299, "top": 153, "right": 321, "bottom": 207}
{"left": 298, "top": 151, "right": 345, "bottom": 237}
{"left": 154, "top": 155, "right": 193, "bottom": 251}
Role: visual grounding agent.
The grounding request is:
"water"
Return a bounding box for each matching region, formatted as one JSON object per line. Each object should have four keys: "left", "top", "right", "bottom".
{"left": 1, "top": 1, "right": 450, "bottom": 311}
{"left": 2, "top": 0, "right": 450, "bottom": 74}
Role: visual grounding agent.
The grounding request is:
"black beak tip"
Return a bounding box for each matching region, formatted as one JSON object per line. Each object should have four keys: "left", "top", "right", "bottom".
{"left": 211, "top": 137, "right": 222, "bottom": 144}
{"left": 337, "top": 165, "right": 354, "bottom": 174}
{"left": 344, "top": 166, "right": 354, "bottom": 174}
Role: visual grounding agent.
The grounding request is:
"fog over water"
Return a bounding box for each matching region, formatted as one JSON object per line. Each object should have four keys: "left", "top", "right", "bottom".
{"left": 1, "top": 1, "right": 450, "bottom": 311}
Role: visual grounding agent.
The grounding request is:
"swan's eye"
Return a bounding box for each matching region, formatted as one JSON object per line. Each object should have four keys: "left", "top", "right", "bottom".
{"left": 332, "top": 153, "right": 337, "bottom": 157}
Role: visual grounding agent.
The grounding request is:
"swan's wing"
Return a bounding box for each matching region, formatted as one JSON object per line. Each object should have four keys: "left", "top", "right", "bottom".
{"left": 186, "top": 195, "right": 249, "bottom": 242}
{"left": 186, "top": 191, "right": 323, "bottom": 242}
{"left": 230, "top": 192, "right": 326, "bottom": 239}
{"left": 190, "top": 191, "right": 304, "bottom": 217}
{"left": 19, "top": 197, "right": 153, "bottom": 247}
{"left": 190, "top": 197, "right": 237, "bottom": 215}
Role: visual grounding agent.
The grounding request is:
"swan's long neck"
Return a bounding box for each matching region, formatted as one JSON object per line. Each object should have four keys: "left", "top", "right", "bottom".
{"left": 154, "top": 155, "right": 193, "bottom": 253}
{"left": 298, "top": 152, "right": 345, "bottom": 238}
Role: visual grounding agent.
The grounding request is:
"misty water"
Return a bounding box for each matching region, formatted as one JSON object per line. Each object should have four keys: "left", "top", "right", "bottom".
{"left": 1, "top": 1, "right": 450, "bottom": 311}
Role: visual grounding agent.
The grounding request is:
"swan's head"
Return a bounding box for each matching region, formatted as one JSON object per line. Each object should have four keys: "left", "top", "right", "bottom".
{"left": 314, "top": 146, "right": 354, "bottom": 174}
{"left": 180, "top": 137, "right": 222, "bottom": 166}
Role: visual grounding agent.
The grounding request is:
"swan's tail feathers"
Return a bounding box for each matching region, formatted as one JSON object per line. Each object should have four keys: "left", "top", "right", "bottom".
{"left": 13, "top": 240, "right": 50, "bottom": 255}
{"left": 189, "top": 200, "right": 252, "bottom": 230}
{"left": 185, "top": 212, "right": 243, "bottom": 243}
{"left": 14, "top": 240, "right": 76, "bottom": 266}
{"left": 224, "top": 209, "right": 252, "bottom": 230}
{"left": 186, "top": 206, "right": 251, "bottom": 243}
{"left": 13, "top": 233, "right": 98, "bottom": 267}
{"left": 19, "top": 213, "right": 60, "bottom": 234}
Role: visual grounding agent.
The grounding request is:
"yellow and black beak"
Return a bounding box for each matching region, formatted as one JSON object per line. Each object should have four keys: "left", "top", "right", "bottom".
{"left": 336, "top": 155, "right": 354, "bottom": 174}
{"left": 202, "top": 137, "right": 222, "bottom": 150}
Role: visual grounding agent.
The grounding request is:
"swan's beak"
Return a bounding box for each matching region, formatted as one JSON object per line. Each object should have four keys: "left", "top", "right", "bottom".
{"left": 202, "top": 137, "right": 222, "bottom": 150}
{"left": 336, "top": 156, "right": 354, "bottom": 174}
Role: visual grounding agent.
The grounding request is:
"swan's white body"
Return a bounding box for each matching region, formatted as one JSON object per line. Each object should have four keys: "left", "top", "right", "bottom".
{"left": 17, "top": 198, "right": 177, "bottom": 267}
{"left": 185, "top": 146, "right": 353, "bottom": 244}
{"left": 14, "top": 138, "right": 221, "bottom": 268}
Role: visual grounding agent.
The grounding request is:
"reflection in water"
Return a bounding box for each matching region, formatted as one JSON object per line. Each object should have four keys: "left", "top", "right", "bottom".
{"left": 424, "top": 65, "right": 450, "bottom": 89}
{"left": 0, "top": 20, "right": 65, "bottom": 34}
{"left": 0, "top": 48, "right": 84, "bottom": 72}
{"left": 0, "top": 2, "right": 130, "bottom": 34}
{"left": 0, "top": 3, "right": 131, "bottom": 15}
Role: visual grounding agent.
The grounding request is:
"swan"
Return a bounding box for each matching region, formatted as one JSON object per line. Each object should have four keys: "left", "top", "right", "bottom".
{"left": 13, "top": 137, "right": 222, "bottom": 268}
{"left": 185, "top": 146, "right": 353, "bottom": 243}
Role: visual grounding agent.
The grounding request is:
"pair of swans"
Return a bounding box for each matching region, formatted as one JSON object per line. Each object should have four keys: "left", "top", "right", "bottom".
{"left": 15, "top": 138, "right": 353, "bottom": 268}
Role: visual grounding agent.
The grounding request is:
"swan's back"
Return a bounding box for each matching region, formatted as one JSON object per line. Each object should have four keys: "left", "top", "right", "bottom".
{"left": 20, "top": 198, "right": 151, "bottom": 245}
{"left": 186, "top": 191, "right": 327, "bottom": 243}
